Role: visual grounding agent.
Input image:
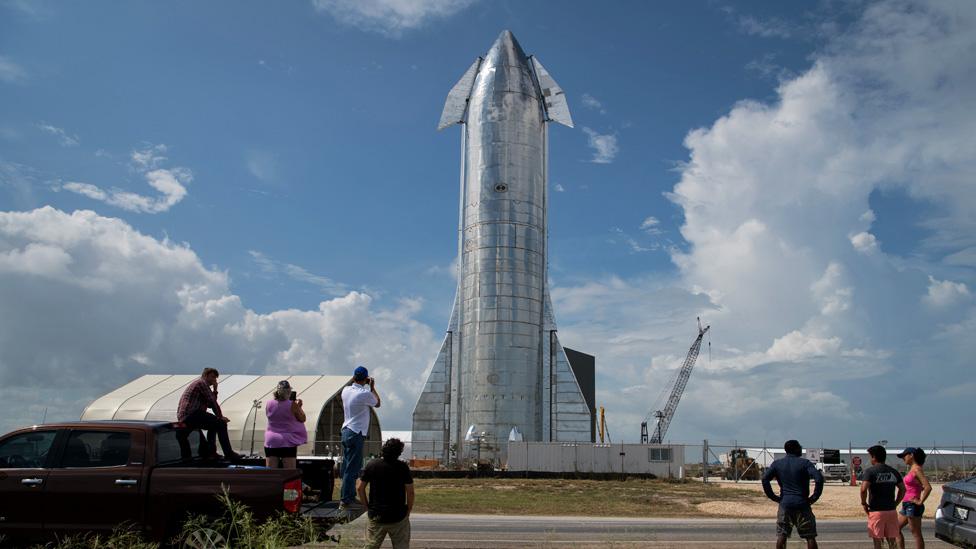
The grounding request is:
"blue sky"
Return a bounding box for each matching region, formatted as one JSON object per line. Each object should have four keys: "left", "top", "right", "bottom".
{"left": 2, "top": 1, "right": 824, "bottom": 323}
{"left": 2, "top": 0, "right": 974, "bottom": 445}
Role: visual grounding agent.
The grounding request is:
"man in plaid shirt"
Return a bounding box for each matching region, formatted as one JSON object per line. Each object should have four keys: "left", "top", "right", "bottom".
{"left": 178, "top": 367, "right": 240, "bottom": 461}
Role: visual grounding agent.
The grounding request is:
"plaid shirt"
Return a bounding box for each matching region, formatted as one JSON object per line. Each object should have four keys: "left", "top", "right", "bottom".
{"left": 177, "top": 377, "right": 222, "bottom": 421}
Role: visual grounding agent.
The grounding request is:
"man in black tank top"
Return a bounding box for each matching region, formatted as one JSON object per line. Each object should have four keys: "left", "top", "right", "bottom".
{"left": 357, "top": 438, "right": 414, "bottom": 549}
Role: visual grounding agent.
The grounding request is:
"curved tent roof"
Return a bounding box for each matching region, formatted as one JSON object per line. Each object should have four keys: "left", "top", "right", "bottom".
{"left": 81, "top": 374, "right": 382, "bottom": 457}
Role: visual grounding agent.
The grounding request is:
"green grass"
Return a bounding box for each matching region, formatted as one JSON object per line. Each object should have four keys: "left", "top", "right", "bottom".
{"left": 412, "top": 478, "right": 765, "bottom": 517}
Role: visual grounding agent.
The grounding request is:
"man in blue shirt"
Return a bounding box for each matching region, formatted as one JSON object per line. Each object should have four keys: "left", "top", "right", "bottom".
{"left": 762, "top": 440, "right": 825, "bottom": 549}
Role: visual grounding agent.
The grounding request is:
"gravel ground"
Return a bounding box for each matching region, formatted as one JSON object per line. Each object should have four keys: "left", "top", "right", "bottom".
{"left": 698, "top": 480, "right": 944, "bottom": 519}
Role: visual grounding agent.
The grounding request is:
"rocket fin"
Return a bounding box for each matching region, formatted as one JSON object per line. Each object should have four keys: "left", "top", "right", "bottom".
{"left": 543, "top": 287, "right": 593, "bottom": 442}
{"left": 530, "top": 56, "right": 574, "bottom": 128}
{"left": 411, "top": 292, "right": 459, "bottom": 460}
{"left": 543, "top": 287, "right": 557, "bottom": 331}
{"left": 438, "top": 57, "right": 483, "bottom": 130}
{"left": 549, "top": 332, "right": 593, "bottom": 442}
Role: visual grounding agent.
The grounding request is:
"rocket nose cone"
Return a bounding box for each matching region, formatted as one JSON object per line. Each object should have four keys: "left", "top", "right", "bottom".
{"left": 486, "top": 29, "right": 529, "bottom": 68}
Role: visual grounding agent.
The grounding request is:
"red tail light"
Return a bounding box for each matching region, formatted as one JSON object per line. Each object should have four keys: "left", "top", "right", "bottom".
{"left": 283, "top": 478, "right": 302, "bottom": 513}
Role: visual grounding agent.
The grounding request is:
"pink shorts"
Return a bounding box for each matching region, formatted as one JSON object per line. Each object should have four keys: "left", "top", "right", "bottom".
{"left": 868, "top": 510, "right": 899, "bottom": 539}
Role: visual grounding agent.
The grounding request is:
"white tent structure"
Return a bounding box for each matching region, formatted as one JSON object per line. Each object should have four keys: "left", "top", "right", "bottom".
{"left": 81, "top": 374, "right": 382, "bottom": 457}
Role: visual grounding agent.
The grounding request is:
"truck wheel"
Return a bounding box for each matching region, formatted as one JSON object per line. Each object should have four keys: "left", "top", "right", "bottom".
{"left": 182, "top": 528, "right": 226, "bottom": 549}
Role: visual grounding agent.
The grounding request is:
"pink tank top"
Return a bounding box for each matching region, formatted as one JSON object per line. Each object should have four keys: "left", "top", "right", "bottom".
{"left": 903, "top": 468, "right": 923, "bottom": 501}
{"left": 264, "top": 399, "right": 308, "bottom": 448}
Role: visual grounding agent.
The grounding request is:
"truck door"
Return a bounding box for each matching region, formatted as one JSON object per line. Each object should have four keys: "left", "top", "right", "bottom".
{"left": 0, "top": 429, "right": 59, "bottom": 537}
{"left": 44, "top": 429, "right": 146, "bottom": 534}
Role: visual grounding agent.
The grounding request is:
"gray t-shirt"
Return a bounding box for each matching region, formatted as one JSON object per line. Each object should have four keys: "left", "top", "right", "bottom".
{"left": 864, "top": 463, "right": 902, "bottom": 511}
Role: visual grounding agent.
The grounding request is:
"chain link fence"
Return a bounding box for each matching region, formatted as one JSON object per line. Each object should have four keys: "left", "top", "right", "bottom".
{"left": 400, "top": 438, "right": 976, "bottom": 481}
{"left": 681, "top": 440, "right": 976, "bottom": 483}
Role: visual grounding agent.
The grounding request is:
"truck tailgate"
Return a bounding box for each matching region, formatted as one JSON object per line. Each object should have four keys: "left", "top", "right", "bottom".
{"left": 148, "top": 467, "right": 301, "bottom": 532}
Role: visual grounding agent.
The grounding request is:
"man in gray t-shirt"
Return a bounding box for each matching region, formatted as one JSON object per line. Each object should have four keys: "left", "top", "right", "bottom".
{"left": 860, "top": 445, "right": 905, "bottom": 548}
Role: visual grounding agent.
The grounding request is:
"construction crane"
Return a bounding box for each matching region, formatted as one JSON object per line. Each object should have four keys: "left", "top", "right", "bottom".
{"left": 641, "top": 317, "right": 710, "bottom": 444}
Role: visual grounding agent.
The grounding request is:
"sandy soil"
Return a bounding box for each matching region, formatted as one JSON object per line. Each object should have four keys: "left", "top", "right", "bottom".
{"left": 697, "top": 481, "right": 944, "bottom": 519}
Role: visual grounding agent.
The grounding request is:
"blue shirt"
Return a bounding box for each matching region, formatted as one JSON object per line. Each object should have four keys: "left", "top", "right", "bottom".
{"left": 762, "top": 454, "right": 825, "bottom": 509}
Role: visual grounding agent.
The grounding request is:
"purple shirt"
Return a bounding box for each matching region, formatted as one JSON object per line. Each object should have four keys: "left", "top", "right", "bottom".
{"left": 264, "top": 399, "right": 307, "bottom": 448}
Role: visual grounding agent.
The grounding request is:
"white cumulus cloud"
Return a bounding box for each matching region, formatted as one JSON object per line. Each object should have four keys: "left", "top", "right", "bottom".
{"left": 582, "top": 127, "right": 618, "bottom": 164}
{"left": 580, "top": 93, "right": 606, "bottom": 114}
{"left": 736, "top": 15, "right": 793, "bottom": 38}
{"left": 63, "top": 144, "right": 190, "bottom": 214}
{"left": 558, "top": 0, "right": 976, "bottom": 442}
{"left": 37, "top": 123, "right": 79, "bottom": 147}
{"left": 0, "top": 54, "right": 27, "bottom": 83}
{"left": 0, "top": 207, "right": 440, "bottom": 433}
{"left": 311, "top": 0, "right": 476, "bottom": 36}
{"left": 640, "top": 216, "right": 662, "bottom": 235}
{"left": 923, "top": 275, "right": 970, "bottom": 308}
{"left": 849, "top": 231, "right": 879, "bottom": 254}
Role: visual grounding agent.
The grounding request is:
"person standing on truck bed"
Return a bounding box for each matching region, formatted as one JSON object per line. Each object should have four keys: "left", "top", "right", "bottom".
{"left": 339, "top": 365, "right": 381, "bottom": 512}
{"left": 177, "top": 367, "right": 241, "bottom": 461}
{"left": 762, "top": 439, "right": 825, "bottom": 549}
{"left": 358, "top": 438, "right": 414, "bottom": 549}
{"left": 264, "top": 379, "right": 308, "bottom": 469}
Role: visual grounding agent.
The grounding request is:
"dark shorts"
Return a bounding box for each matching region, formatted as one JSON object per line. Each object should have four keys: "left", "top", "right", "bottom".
{"left": 777, "top": 506, "right": 817, "bottom": 539}
{"left": 900, "top": 501, "right": 925, "bottom": 517}
{"left": 265, "top": 446, "right": 297, "bottom": 458}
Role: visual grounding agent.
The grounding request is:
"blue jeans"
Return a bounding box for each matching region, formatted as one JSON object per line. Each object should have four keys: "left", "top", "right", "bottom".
{"left": 340, "top": 427, "right": 365, "bottom": 504}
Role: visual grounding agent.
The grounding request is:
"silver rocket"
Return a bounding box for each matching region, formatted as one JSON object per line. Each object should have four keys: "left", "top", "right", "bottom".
{"left": 412, "top": 31, "right": 594, "bottom": 462}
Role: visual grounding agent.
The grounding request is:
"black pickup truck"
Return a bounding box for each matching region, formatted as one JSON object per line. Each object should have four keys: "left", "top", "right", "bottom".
{"left": 0, "top": 420, "right": 346, "bottom": 545}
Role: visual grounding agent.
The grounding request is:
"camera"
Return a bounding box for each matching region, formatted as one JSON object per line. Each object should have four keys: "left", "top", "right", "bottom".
{"left": 289, "top": 391, "right": 297, "bottom": 401}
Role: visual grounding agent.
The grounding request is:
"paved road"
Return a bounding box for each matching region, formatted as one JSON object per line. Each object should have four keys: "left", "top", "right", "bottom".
{"left": 329, "top": 514, "right": 943, "bottom": 548}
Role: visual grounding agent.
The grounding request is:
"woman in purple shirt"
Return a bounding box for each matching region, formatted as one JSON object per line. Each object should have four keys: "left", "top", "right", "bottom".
{"left": 264, "top": 380, "right": 307, "bottom": 469}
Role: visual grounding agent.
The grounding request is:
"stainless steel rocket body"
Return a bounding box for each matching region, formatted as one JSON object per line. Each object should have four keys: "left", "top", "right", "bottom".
{"left": 412, "top": 31, "right": 592, "bottom": 463}
{"left": 458, "top": 35, "right": 547, "bottom": 444}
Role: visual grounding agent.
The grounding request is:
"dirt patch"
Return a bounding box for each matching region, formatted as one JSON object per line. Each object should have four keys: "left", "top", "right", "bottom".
{"left": 708, "top": 481, "right": 946, "bottom": 519}
{"left": 411, "top": 478, "right": 945, "bottom": 519}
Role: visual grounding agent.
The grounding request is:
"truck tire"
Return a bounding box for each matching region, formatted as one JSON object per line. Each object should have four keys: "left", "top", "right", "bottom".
{"left": 182, "top": 528, "right": 226, "bottom": 549}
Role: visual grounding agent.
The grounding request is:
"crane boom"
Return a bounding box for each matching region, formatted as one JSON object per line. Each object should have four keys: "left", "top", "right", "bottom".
{"left": 643, "top": 318, "right": 709, "bottom": 444}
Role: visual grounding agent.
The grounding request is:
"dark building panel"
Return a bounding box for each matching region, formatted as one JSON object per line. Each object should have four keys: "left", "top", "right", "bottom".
{"left": 563, "top": 347, "right": 596, "bottom": 443}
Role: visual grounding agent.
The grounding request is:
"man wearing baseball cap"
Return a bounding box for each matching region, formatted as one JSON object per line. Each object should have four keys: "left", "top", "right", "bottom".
{"left": 339, "top": 365, "right": 381, "bottom": 512}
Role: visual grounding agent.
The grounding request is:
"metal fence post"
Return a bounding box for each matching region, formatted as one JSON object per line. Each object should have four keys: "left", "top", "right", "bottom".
{"left": 703, "top": 439, "right": 708, "bottom": 484}
{"left": 734, "top": 439, "right": 738, "bottom": 483}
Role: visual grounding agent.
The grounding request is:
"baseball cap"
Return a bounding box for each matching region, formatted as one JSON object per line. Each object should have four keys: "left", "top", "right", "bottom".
{"left": 896, "top": 447, "right": 917, "bottom": 458}
{"left": 353, "top": 366, "right": 369, "bottom": 381}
